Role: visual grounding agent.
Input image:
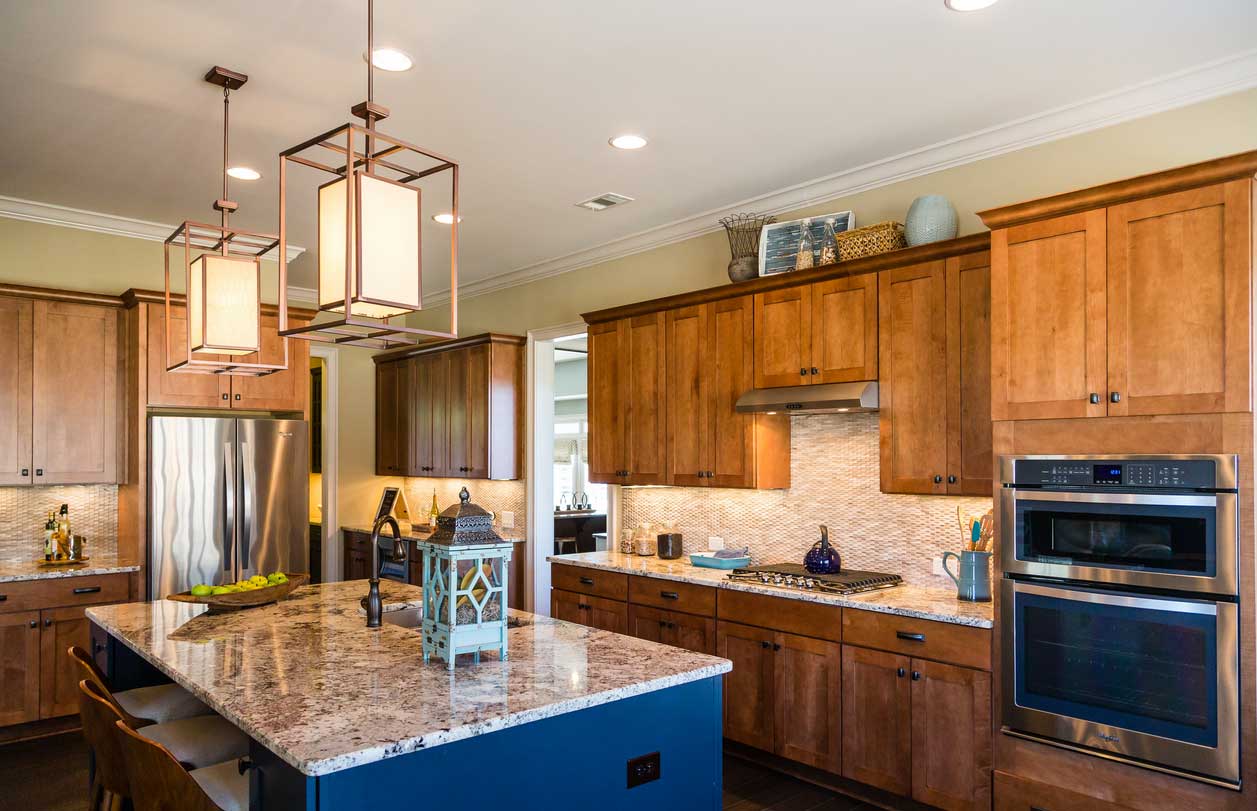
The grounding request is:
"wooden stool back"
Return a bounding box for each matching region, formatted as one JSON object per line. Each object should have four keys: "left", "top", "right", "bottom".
{"left": 113, "top": 719, "right": 225, "bottom": 811}
{"left": 68, "top": 645, "right": 147, "bottom": 726}
{"left": 77, "top": 679, "right": 131, "bottom": 811}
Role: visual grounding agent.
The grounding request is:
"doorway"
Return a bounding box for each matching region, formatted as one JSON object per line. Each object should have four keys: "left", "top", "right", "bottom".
{"left": 310, "top": 344, "right": 339, "bottom": 583}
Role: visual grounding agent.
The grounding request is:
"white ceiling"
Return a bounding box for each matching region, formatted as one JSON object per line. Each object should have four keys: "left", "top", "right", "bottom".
{"left": 2, "top": 0, "right": 1255, "bottom": 295}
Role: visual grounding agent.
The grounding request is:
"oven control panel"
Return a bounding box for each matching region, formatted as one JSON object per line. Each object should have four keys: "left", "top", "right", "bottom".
{"left": 1013, "top": 459, "right": 1217, "bottom": 489}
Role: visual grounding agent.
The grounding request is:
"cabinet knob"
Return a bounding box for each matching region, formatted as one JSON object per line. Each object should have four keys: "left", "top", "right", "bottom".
{"left": 44, "top": 618, "right": 53, "bottom": 627}
{"left": 20, "top": 469, "right": 28, "bottom": 477}
{"left": 933, "top": 475, "right": 942, "bottom": 484}
{"left": 947, "top": 475, "right": 956, "bottom": 484}
{"left": 1110, "top": 391, "right": 1121, "bottom": 404}
{"left": 810, "top": 367, "right": 819, "bottom": 376}
{"left": 897, "top": 667, "right": 906, "bottom": 678}
{"left": 29, "top": 619, "right": 37, "bottom": 629}
{"left": 772, "top": 643, "right": 781, "bottom": 651}
{"left": 659, "top": 620, "right": 667, "bottom": 628}
{"left": 911, "top": 670, "right": 921, "bottom": 681}
{"left": 760, "top": 640, "right": 771, "bottom": 649}
{"left": 234, "top": 394, "right": 241, "bottom": 401}
{"left": 800, "top": 368, "right": 808, "bottom": 376}
{"left": 35, "top": 469, "right": 43, "bottom": 477}
{"left": 1089, "top": 392, "right": 1100, "bottom": 404}
{"left": 222, "top": 393, "right": 230, "bottom": 401}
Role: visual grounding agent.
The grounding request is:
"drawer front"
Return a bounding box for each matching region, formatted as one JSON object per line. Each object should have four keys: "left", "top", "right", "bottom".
{"left": 629, "top": 575, "right": 716, "bottom": 616}
{"left": 994, "top": 771, "right": 1137, "bottom": 811}
{"left": 551, "top": 563, "right": 628, "bottom": 601}
{"left": 716, "top": 588, "right": 841, "bottom": 643}
{"left": 0, "top": 573, "right": 130, "bottom": 614}
{"left": 344, "top": 530, "right": 371, "bottom": 551}
{"left": 841, "top": 608, "right": 990, "bottom": 671}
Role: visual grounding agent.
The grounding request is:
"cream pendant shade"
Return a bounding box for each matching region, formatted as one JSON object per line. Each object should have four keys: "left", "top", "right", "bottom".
{"left": 318, "top": 173, "right": 422, "bottom": 319}
{"left": 188, "top": 253, "right": 261, "bottom": 355}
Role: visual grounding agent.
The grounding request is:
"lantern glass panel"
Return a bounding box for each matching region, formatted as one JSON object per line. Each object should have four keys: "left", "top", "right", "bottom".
{"left": 188, "top": 253, "right": 260, "bottom": 355}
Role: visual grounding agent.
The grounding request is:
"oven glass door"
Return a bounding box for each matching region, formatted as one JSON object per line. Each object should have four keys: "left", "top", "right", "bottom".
{"left": 1007, "top": 490, "right": 1234, "bottom": 593}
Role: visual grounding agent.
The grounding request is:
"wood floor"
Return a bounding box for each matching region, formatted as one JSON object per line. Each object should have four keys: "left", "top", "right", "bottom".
{"left": 0, "top": 731, "right": 876, "bottom": 810}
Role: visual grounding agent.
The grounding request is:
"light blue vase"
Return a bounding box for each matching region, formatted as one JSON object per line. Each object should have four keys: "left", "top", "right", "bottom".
{"left": 904, "top": 195, "right": 958, "bottom": 247}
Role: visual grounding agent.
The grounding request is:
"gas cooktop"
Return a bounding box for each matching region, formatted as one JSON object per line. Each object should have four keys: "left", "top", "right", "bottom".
{"left": 728, "top": 563, "right": 902, "bottom": 595}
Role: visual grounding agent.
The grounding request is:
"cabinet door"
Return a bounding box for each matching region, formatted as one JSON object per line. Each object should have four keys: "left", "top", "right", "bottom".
{"left": 668, "top": 610, "right": 717, "bottom": 655}
{"left": 627, "top": 603, "right": 668, "bottom": 644}
{"left": 879, "top": 262, "right": 947, "bottom": 494}
{"left": 841, "top": 645, "right": 911, "bottom": 796}
{"left": 588, "top": 320, "right": 625, "bottom": 483}
{"left": 31, "top": 300, "right": 118, "bottom": 484}
{"left": 145, "top": 303, "right": 231, "bottom": 408}
{"left": 550, "top": 588, "right": 586, "bottom": 626}
{"left": 446, "top": 347, "right": 472, "bottom": 477}
{"left": 708, "top": 296, "right": 763, "bottom": 489}
{"left": 623, "top": 313, "right": 667, "bottom": 485}
{"left": 0, "top": 611, "right": 40, "bottom": 726}
{"left": 585, "top": 594, "right": 628, "bottom": 635}
{"left": 754, "top": 287, "right": 812, "bottom": 388}
{"left": 412, "top": 353, "right": 448, "bottom": 476}
{"left": 1107, "top": 181, "right": 1251, "bottom": 416}
{"left": 231, "top": 316, "right": 310, "bottom": 412}
{"left": 39, "top": 605, "right": 93, "bottom": 719}
{"left": 375, "top": 361, "right": 405, "bottom": 475}
{"left": 811, "top": 275, "right": 878, "bottom": 383}
{"left": 774, "top": 632, "right": 841, "bottom": 773}
{"left": 463, "top": 344, "right": 491, "bottom": 479}
{"left": 717, "top": 620, "right": 776, "bottom": 753}
{"left": 0, "top": 296, "right": 33, "bottom": 485}
{"left": 991, "top": 210, "right": 1107, "bottom": 420}
{"left": 911, "top": 659, "right": 991, "bottom": 811}
{"left": 946, "top": 253, "right": 993, "bottom": 496}
{"left": 665, "top": 305, "right": 709, "bottom": 486}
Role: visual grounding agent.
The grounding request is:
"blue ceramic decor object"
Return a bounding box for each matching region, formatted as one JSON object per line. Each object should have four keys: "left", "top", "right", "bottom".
{"left": 689, "top": 553, "right": 751, "bottom": 570}
{"left": 942, "top": 549, "right": 992, "bottom": 602}
{"left": 904, "top": 195, "right": 958, "bottom": 247}
{"left": 803, "top": 525, "right": 842, "bottom": 574}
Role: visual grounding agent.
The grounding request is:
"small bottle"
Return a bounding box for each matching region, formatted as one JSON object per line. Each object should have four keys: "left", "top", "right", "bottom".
{"left": 43, "top": 511, "right": 56, "bottom": 561}
{"left": 56, "top": 504, "right": 70, "bottom": 560}
{"left": 428, "top": 490, "right": 440, "bottom": 527}
{"left": 794, "top": 218, "right": 815, "bottom": 270}
{"left": 820, "top": 218, "right": 838, "bottom": 265}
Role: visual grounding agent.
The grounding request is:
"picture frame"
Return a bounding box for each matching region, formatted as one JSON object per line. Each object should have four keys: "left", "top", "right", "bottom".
{"left": 374, "top": 487, "right": 400, "bottom": 526}
{"left": 758, "top": 210, "right": 855, "bottom": 277}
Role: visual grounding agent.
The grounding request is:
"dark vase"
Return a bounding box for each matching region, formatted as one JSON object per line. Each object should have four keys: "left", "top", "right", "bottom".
{"left": 803, "top": 525, "right": 842, "bottom": 574}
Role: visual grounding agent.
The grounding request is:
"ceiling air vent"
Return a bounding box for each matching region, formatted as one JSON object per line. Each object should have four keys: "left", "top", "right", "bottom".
{"left": 575, "top": 192, "right": 634, "bottom": 211}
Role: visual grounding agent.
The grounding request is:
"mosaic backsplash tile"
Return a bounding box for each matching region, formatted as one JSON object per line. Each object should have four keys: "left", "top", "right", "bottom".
{"left": 0, "top": 485, "right": 119, "bottom": 560}
{"left": 401, "top": 478, "right": 527, "bottom": 532}
{"left": 621, "top": 413, "right": 992, "bottom": 587}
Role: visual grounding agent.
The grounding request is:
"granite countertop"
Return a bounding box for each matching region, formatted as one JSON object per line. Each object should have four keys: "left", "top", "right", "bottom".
{"left": 549, "top": 551, "right": 994, "bottom": 629}
{"left": 0, "top": 551, "right": 140, "bottom": 584}
{"left": 87, "top": 580, "right": 730, "bottom": 777}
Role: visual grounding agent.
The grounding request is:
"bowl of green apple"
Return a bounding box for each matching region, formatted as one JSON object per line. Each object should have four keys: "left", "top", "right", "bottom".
{"left": 166, "top": 572, "right": 308, "bottom": 612}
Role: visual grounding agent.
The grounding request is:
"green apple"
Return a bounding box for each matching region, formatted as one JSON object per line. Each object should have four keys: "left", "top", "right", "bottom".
{"left": 210, "top": 586, "right": 232, "bottom": 596}
{"left": 190, "top": 584, "right": 213, "bottom": 597}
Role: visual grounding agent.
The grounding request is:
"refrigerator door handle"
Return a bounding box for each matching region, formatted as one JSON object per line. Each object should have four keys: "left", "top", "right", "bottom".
{"left": 240, "top": 438, "right": 254, "bottom": 574}
{"left": 223, "top": 441, "right": 236, "bottom": 575}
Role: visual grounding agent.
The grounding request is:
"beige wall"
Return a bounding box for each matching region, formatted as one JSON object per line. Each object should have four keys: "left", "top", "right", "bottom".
{"left": 414, "top": 87, "right": 1257, "bottom": 337}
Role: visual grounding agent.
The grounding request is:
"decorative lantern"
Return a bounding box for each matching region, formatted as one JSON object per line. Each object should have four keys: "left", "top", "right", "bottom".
{"left": 418, "top": 488, "right": 513, "bottom": 670}
{"left": 164, "top": 66, "right": 287, "bottom": 376}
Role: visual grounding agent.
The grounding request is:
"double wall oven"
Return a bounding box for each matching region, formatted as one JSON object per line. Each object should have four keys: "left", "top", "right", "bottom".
{"left": 1000, "top": 455, "right": 1240, "bottom": 788}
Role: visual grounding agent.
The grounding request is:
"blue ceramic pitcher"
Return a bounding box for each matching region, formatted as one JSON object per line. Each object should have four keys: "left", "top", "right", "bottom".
{"left": 941, "top": 550, "right": 992, "bottom": 602}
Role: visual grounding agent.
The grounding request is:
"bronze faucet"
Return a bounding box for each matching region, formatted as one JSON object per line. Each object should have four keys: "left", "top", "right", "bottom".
{"left": 364, "top": 515, "right": 406, "bottom": 628}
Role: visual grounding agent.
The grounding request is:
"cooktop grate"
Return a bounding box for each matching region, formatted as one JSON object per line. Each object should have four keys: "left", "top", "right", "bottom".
{"left": 728, "top": 563, "right": 902, "bottom": 594}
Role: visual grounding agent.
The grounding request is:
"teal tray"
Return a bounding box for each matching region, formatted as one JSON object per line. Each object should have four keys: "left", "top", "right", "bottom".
{"left": 689, "top": 553, "right": 750, "bottom": 570}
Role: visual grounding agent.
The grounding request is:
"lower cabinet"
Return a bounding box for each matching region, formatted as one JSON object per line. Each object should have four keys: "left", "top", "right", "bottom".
{"left": 550, "top": 588, "right": 628, "bottom": 634}
{"left": 993, "top": 771, "right": 1138, "bottom": 811}
{"left": 715, "top": 621, "right": 776, "bottom": 753}
{"left": 842, "top": 645, "right": 991, "bottom": 811}
{"left": 627, "top": 603, "right": 716, "bottom": 655}
{"left": 39, "top": 605, "right": 94, "bottom": 719}
{"left": 0, "top": 611, "right": 40, "bottom": 726}
{"left": 344, "top": 530, "right": 371, "bottom": 581}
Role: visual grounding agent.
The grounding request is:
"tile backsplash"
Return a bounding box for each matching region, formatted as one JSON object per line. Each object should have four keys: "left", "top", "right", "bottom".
{"left": 401, "top": 478, "right": 527, "bottom": 533}
{"left": 621, "top": 413, "right": 992, "bottom": 587}
{"left": 0, "top": 485, "right": 119, "bottom": 560}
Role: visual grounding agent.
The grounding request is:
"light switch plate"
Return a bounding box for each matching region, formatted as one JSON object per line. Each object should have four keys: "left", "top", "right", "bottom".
{"left": 708, "top": 536, "right": 724, "bottom": 551}
{"left": 499, "top": 511, "right": 515, "bottom": 529}
{"left": 932, "top": 558, "right": 946, "bottom": 577}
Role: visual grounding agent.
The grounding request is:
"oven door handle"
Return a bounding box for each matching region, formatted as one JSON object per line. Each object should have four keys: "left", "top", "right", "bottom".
{"left": 1012, "top": 580, "right": 1221, "bottom": 616}
{"left": 1012, "top": 489, "right": 1219, "bottom": 508}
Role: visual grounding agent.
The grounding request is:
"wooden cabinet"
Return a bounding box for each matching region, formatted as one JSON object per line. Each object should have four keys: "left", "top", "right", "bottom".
{"left": 841, "top": 645, "right": 912, "bottom": 795}
{"left": 0, "top": 611, "right": 40, "bottom": 727}
{"left": 717, "top": 620, "right": 777, "bottom": 753}
{"left": 146, "top": 305, "right": 309, "bottom": 413}
{"left": 628, "top": 604, "right": 716, "bottom": 655}
{"left": 588, "top": 315, "right": 667, "bottom": 485}
{"left": 31, "top": 300, "right": 119, "bottom": 484}
{"left": 550, "top": 588, "right": 627, "bottom": 634}
{"left": 993, "top": 771, "right": 1139, "bottom": 811}
{"left": 375, "top": 334, "right": 522, "bottom": 480}
{"left": 879, "top": 253, "right": 992, "bottom": 495}
{"left": 774, "top": 631, "right": 842, "bottom": 773}
{"left": 666, "top": 298, "right": 789, "bottom": 489}
{"left": 754, "top": 277, "right": 878, "bottom": 389}
{"left": 38, "top": 605, "right": 92, "bottom": 719}
{"left": 0, "top": 296, "right": 33, "bottom": 486}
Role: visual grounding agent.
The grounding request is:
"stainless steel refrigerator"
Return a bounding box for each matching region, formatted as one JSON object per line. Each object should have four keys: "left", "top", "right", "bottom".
{"left": 149, "top": 416, "right": 309, "bottom": 597}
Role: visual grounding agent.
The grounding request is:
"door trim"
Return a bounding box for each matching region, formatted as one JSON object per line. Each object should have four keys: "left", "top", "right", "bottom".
{"left": 310, "top": 344, "right": 339, "bottom": 584}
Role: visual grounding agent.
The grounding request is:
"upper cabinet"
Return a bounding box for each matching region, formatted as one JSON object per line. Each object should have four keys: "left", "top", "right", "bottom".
{"left": 981, "top": 153, "right": 1257, "bottom": 421}
{"left": 753, "top": 275, "right": 878, "bottom": 389}
{"left": 374, "top": 334, "right": 522, "bottom": 480}
{"left": 589, "top": 314, "right": 668, "bottom": 486}
{"left": 0, "top": 295, "right": 121, "bottom": 486}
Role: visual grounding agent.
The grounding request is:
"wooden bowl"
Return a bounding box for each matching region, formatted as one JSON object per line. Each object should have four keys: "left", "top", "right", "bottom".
{"left": 166, "top": 574, "right": 309, "bottom": 613}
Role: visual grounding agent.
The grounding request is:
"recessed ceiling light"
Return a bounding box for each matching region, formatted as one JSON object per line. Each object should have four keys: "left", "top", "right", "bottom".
{"left": 944, "top": 0, "right": 999, "bottom": 10}
{"left": 365, "top": 48, "right": 413, "bottom": 72}
{"left": 609, "top": 134, "right": 648, "bottom": 150}
{"left": 432, "top": 213, "right": 461, "bottom": 224}
{"left": 226, "top": 166, "right": 261, "bottom": 181}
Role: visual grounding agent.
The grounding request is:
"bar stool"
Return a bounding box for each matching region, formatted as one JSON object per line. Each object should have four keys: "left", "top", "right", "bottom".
{"left": 69, "top": 646, "right": 211, "bottom": 725}
{"left": 115, "top": 720, "right": 248, "bottom": 811}
{"left": 554, "top": 536, "right": 578, "bottom": 555}
{"left": 78, "top": 680, "right": 132, "bottom": 811}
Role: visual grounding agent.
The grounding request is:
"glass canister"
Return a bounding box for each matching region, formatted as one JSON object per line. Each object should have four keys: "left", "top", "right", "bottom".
{"left": 619, "top": 529, "right": 635, "bottom": 555}
{"left": 794, "top": 218, "right": 815, "bottom": 270}
{"left": 633, "top": 522, "right": 656, "bottom": 556}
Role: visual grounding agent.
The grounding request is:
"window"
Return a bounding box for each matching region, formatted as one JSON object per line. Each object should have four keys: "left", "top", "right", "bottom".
{"left": 553, "top": 418, "right": 607, "bottom": 513}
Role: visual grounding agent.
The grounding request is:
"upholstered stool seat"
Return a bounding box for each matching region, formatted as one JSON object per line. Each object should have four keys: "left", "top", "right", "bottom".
{"left": 189, "top": 760, "right": 249, "bottom": 811}
{"left": 116, "top": 682, "right": 212, "bottom": 724}
{"left": 138, "top": 714, "right": 250, "bottom": 769}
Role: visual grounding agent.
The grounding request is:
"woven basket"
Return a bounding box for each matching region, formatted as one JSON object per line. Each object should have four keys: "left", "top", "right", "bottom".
{"left": 834, "top": 221, "right": 906, "bottom": 261}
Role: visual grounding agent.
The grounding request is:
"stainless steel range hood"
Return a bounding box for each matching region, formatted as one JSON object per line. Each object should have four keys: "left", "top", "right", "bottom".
{"left": 735, "top": 381, "right": 879, "bottom": 415}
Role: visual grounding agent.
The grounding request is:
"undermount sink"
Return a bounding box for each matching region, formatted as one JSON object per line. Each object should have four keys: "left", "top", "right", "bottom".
{"left": 381, "top": 607, "right": 527, "bottom": 630}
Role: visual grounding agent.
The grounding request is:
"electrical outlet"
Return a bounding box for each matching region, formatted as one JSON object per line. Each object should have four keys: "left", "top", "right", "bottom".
{"left": 626, "top": 751, "right": 661, "bottom": 788}
{"left": 932, "top": 558, "right": 946, "bottom": 577}
{"left": 499, "top": 511, "right": 515, "bottom": 529}
{"left": 708, "top": 536, "right": 724, "bottom": 551}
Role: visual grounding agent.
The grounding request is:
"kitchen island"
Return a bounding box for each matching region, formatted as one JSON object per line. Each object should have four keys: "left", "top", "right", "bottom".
{"left": 87, "top": 581, "right": 730, "bottom": 810}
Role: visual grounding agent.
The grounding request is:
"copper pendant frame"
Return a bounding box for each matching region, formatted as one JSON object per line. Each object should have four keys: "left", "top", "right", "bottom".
{"left": 277, "top": 0, "right": 459, "bottom": 351}
{"left": 163, "top": 66, "right": 288, "bottom": 377}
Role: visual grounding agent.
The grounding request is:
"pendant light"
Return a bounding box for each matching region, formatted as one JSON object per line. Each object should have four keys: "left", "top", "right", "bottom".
{"left": 277, "top": 0, "right": 460, "bottom": 350}
{"left": 163, "top": 66, "right": 288, "bottom": 376}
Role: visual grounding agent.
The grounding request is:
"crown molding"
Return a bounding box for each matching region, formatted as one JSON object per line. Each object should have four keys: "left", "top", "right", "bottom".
{"left": 287, "top": 285, "right": 318, "bottom": 304}
{"left": 0, "top": 195, "right": 307, "bottom": 262}
{"left": 417, "top": 47, "right": 1257, "bottom": 309}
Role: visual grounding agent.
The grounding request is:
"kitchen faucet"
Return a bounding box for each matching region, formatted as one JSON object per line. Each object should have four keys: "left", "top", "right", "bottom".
{"left": 364, "top": 515, "right": 406, "bottom": 628}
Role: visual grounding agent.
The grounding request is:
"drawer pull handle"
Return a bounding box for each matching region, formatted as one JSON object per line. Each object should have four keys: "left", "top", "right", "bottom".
{"left": 660, "top": 591, "right": 679, "bottom": 600}
{"left": 0, "top": 595, "right": 6, "bottom": 602}
{"left": 897, "top": 667, "right": 906, "bottom": 678}
{"left": 29, "top": 619, "right": 37, "bottom": 629}
{"left": 579, "top": 577, "right": 594, "bottom": 586}
{"left": 760, "top": 640, "right": 771, "bottom": 649}
{"left": 896, "top": 631, "right": 925, "bottom": 642}
{"left": 74, "top": 586, "right": 102, "bottom": 595}
{"left": 911, "top": 670, "right": 921, "bottom": 681}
